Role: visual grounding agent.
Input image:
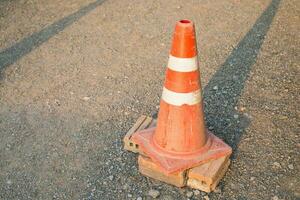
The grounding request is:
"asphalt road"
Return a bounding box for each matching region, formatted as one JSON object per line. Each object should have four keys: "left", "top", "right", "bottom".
{"left": 0, "top": 0, "right": 299, "bottom": 199}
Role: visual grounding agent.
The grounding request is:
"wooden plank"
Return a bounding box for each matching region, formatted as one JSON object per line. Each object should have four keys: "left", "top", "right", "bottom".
{"left": 188, "top": 156, "right": 229, "bottom": 185}
{"left": 210, "top": 159, "right": 230, "bottom": 191}
{"left": 138, "top": 155, "right": 187, "bottom": 187}
{"left": 138, "top": 116, "right": 153, "bottom": 130}
{"left": 123, "top": 115, "right": 147, "bottom": 153}
{"left": 187, "top": 156, "right": 230, "bottom": 193}
{"left": 123, "top": 115, "right": 153, "bottom": 154}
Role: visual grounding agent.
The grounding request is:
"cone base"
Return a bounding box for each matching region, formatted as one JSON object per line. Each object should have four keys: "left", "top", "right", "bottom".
{"left": 132, "top": 127, "right": 232, "bottom": 174}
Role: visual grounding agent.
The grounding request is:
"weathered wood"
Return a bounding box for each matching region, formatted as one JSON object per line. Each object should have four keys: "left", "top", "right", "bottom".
{"left": 123, "top": 115, "right": 153, "bottom": 153}
{"left": 138, "top": 155, "right": 187, "bottom": 187}
{"left": 187, "top": 156, "right": 230, "bottom": 192}
{"left": 123, "top": 115, "right": 231, "bottom": 192}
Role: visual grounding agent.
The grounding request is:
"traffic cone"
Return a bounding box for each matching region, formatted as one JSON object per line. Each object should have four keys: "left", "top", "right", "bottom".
{"left": 132, "top": 19, "right": 232, "bottom": 174}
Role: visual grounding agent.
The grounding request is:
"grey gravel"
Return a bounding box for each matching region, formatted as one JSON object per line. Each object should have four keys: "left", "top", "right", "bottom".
{"left": 288, "top": 164, "right": 294, "bottom": 170}
{"left": 213, "top": 187, "right": 221, "bottom": 193}
{"left": 193, "top": 190, "right": 200, "bottom": 196}
{"left": 186, "top": 191, "right": 193, "bottom": 198}
{"left": 148, "top": 189, "right": 160, "bottom": 199}
{"left": 108, "top": 175, "right": 114, "bottom": 181}
{"left": 273, "top": 162, "right": 281, "bottom": 168}
{"left": 271, "top": 196, "right": 279, "bottom": 200}
{"left": 204, "top": 195, "right": 210, "bottom": 200}
{"left": 0, "top": 0, "right": 298, "bottom": 200}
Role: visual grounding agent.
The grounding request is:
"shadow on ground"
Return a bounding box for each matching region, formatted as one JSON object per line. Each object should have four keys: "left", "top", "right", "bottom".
{"left": 0, "top": 0, "right": 105, "bottom": 75}
{"left": 203, "top": 0, "right": 281, "bottom": 155}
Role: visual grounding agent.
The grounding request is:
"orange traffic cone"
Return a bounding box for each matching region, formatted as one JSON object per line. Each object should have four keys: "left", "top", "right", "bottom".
{"left": 132, "top": 19, "right": 232, "bottom": 174}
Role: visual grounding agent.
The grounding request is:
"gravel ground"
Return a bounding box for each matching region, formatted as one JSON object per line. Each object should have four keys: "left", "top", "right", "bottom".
{"left": 0, "top": 0, "right": 299, "bottom": 199}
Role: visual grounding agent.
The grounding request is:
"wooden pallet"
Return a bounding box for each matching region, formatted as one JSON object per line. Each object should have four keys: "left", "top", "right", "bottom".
{"left": 123, "top": 115, "right": 155, "bottom": 154}
{"left": 123, "top": 115, "right": 231, "bottom": 192}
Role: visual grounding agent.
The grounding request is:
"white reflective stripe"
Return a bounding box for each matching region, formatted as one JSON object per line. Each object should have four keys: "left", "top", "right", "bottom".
{"left": 167, "top": 55, "right": 198, "bottom": 72}
{"left": 161, "top": 87, "right": 201, "bottom": 106}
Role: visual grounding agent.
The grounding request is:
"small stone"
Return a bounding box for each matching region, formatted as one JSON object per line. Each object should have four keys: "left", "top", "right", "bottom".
{"left": 193, "top": 190, "right": 200, "bottom": 196}
{"left": 204, "top": 195, "right": 210, "bottom": 200}
{"left": 213, "top": 86, "right": 218, "bottom": 90}
{"left": 148, "top": 189, "right": 160, "bottom": 198}
{"left": 271, "top": 196, "right": 279, "bottom": 200}
{"left": 273, "top": 162, "right": 281, "bottom": 168}
{"left": 137, "top": 197, "right": 142, "bottom": 200}
{"left": 233, "top": 114, "right": 239, "bottom": 119}
{"left": 186, "top": 191, "right": 193, "bottom": 198}
{"left": 54, "top": 99, "right": 60, "bottom": 106}
{"left": 250, "top": 177, "right": 255, "bottom": 181}
{"left": 288, "top": 164, "right": 294, "bottom": 170}
{"left": 83, "top": 96, "right": 90, "bottom": 101}
{"left": 239, "top": 107, "right": 246, "bottom": 112}
{"left": 6, "top": 180, "right": 12, "bottom": 185}
{"left": 160, "top": 195, "right": 174, "bottom": 200}
{"left": 128, "top": 193, "right": 132, "bottom": 198}
{"left": 214, "top": 187, "right": 221, "bottom": 193}
{"left": 108, "top": 175, "right": 114, "bottom": 181}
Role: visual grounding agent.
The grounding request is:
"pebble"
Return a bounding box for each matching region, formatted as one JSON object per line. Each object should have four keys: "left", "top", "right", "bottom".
{"left": 108, "top": 175, "right": 114, "bottom": 181}
{"left": 186, "top": 191, "right": 193, "bottom": 198}
{"left": 239, "top": 107, "right": 246, "bottom": 112}
{"left": 54, "top": 99, "right": 60, "bottom": 106}
{"left": 213, "top": 86, "right": 218, "bottom": 90}
{"left": 83, "top": 96, "right": 90, "bottom": 101}
{"left": 128, "top": 193, "right": 133, "bottom": 198}
{"left": 193, "top": 190, "right": 200, "bottom": 195}
{"left": 288, "top": 164, "right": 294, "bottom": 170}
{"left": 214, "top": 187, "right": 221, "bottom": 193}
{"left": 204, "top": 195, "right": 210, "bottom": 200}
{"left": 148, "top": 189, "right": 160, "bottom": 198}
{"left": 161, "top": 195, "right": 174, "bottom": 200}
{"left": 6, "top": 180, "right": 12, "bottom": 185}
{"left": 273, "top": 162, "right": 281, "bottom": 168}
{"left": 250, "top": 177, "right": 255, "bottom": 181}
{"left": 136, "top": 197, "right": 142, "bottom": 200}
{"left": 271, "top": 196, "right": 279, "bottom": 200}
{"left": 233, "top": 114, "right": 239, "bottom": 119}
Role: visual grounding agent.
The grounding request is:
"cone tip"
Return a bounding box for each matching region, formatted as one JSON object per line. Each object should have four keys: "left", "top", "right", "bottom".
{"left": 174, "top": 19, "right": 195, "bottom": 35}
{"left": 171, "top": 19, "right": 196, "bottom": 58}
{"left": 176, "top": 19, "right": 194, "bottom": 29}
{"left": 178, "top": 19, "right": 193, "bottom": 25}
